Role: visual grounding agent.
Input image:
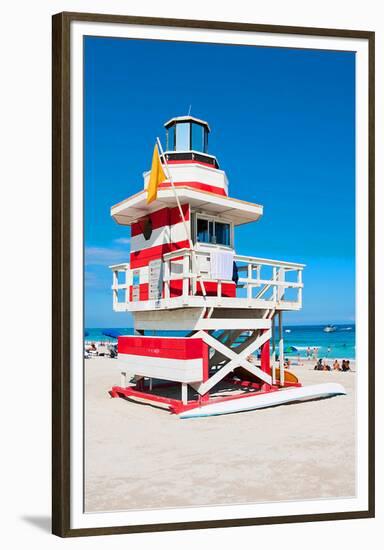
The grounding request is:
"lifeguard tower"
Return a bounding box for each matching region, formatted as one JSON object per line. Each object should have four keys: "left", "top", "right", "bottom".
{"left": 109, "top": 116, "right": 345, "bottom": 418}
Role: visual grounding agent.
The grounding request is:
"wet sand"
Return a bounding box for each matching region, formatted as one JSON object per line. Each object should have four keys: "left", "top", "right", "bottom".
{"left": 85, "top": 358, "right": 356, "bottom": 512}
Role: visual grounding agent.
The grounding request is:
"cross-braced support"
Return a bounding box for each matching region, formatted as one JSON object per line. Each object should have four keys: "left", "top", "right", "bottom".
{"left": 190, "top": 329, "right": 272, "bottom": 396}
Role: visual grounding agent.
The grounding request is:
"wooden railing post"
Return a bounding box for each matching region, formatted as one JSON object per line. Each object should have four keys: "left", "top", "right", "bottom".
{"left": 164, "top": 259, "right": 170, "bottom": 300}
{"left": 247, "top": 263, "right": 253, "bottom": 300}
{"left": 112, "top": 270, "right": 118, "bottom": 308}
{"left": 277, "top": 267, "right": 285, "bottom": 302}
{"left": 125, "top": 267, "right": 129, "bottom": 304}
{"left": 298, "top": 269, "right": 303, "bottom": 307}
{"left": 272, "top": 267, "right": 277, "bottom": 302}
{"left": 182, "top": 252, "right": 189, "bottom": 299}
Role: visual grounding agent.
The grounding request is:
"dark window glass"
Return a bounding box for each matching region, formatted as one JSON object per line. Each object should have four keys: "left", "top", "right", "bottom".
{"left": 197, "top": 218, "right": 209, "bottom": 243}
{"left": 215, "top": 222, "right": 230, "bottom": 246}
{"left": 208, "top": 221, "right": 214, "bottom": 243}
{"left": 191, "top": 123, "right": 204, "bottom": 152}
{"left": 167, "top": 126, "right": 175, "bottom": 151}
{"left": 204, "top": 130, "right": 208, "bottom": 153}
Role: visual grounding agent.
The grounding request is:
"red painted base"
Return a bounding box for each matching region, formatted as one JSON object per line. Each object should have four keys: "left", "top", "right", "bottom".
{"left": 109, "top": 377, "right": 302, "bottom": 415}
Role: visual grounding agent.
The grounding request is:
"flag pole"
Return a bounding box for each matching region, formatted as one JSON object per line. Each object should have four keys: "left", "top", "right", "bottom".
{"left": 156, "top": 137, "right": 206, "bottom": 297}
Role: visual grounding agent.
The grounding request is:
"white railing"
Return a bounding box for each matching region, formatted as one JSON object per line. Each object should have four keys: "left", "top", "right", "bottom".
{"left": 110, "top": 263, "right": 130, "bottom": 310}
{"left": 110, "top": 250, "right": 304, "bottom": 310}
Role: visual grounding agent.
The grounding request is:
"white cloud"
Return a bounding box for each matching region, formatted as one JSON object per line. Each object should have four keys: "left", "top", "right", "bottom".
{"left": 114, "top": 237, "right": 131, "bottom": 245}
{"left": 85, "top": 246, "right": 129, "bottom": 266}
{"left": 85, "top": 270, "right": 101, "bottom": 288}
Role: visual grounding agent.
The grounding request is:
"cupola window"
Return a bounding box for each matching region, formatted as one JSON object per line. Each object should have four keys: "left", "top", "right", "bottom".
{"left": 165, "top": 116, "right": 209, "bottom": 154}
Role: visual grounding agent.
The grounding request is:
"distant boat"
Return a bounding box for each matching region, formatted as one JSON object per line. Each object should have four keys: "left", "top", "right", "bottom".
{"left": 285, "top": 329, "right": 291, "bottom": 333}
{"left": 323, "top": 325, "right": 336, "bottom": 333}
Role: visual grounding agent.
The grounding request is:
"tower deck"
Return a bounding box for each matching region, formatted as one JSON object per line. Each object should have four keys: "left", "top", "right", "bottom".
{"left": 111, "top": 249, "right": 304, "bottom": 315}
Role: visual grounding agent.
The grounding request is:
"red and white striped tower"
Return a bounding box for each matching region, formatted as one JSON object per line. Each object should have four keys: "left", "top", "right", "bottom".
{"left": 109, "top": 116, "right": 306, "bottom": 415}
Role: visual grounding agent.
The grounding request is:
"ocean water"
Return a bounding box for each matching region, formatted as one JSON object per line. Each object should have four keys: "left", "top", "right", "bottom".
{"left": 85, "top": 324, "right": 355, "bottom": 359}
{"left": 281, "top": 324, "right": 355, "bottom": 359}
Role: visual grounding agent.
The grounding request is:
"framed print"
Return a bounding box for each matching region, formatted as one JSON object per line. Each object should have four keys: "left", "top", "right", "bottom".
{"left": 52, "top": 12, "right": 375, "bottom": 537}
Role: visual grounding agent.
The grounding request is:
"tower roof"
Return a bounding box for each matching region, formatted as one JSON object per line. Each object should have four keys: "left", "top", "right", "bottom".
{"left": 111, "top": 186, "right": 263, "bottom": 227}
{"left": 164, "top": 115, "right": 211, "bottom": 132}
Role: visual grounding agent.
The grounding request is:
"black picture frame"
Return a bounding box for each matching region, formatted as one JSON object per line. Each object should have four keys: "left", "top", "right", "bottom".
{"left": 52, "top": 11, "right": 375, "bottom": 537}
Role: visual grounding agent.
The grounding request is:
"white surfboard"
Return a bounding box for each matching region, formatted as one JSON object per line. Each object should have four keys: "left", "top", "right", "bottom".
{"left": 179, "top": 383, "right": 346, "bottom": 419}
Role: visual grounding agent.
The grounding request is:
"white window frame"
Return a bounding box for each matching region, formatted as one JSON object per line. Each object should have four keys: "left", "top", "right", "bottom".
{"left": 194, "top": 213, "right": 234, "bottom": 249}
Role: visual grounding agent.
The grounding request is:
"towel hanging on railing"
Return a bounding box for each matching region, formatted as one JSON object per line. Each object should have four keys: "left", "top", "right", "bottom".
{"left": 210, "top": 250, "right": 234, "bottom": 280}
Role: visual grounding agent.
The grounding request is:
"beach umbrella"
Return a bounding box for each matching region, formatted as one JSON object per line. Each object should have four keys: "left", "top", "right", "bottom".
{"left": 284, "top": 345, "right": 299, "bottom": 353}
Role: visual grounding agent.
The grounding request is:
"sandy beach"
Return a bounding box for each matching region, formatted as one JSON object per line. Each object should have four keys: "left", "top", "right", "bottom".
{"left": 85, "top": 357, "right": 356, "bottom": 512}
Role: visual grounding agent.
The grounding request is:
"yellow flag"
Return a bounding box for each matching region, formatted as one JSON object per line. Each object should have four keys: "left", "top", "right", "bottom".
{"left": 146, "top": 144, "right": 167, "bottom": 204}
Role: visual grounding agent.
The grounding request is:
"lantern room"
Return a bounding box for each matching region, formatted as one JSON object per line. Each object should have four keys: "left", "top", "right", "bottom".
{"left": 163, "top": 116, "right": 218, "bottom": 168}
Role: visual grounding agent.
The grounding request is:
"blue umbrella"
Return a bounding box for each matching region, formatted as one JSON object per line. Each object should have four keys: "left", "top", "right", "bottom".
{"left": 284, "top": 345, "right": 299, "bottom": 353}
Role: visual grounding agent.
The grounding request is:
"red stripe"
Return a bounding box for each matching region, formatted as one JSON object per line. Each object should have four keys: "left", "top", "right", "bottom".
{"left": 196, "top": 281, "right": 236, "bottom": 297}
{"left": 131, "top": 205, "right": 189, "bottom": 237}
{"left": 170, "top": 280, "right": 236, "bottom": 298}
{"left": 118, "top": 336, "right": 205, "bottom": 359}
{"left": 130, "top": 239, "right": 190, "bottom": 269}
{"left": 170, "top": 203, "right": 190, "bottom": 224}
{"left": 129, "top": 283, "right": 149, "bottom": 301}
{"left": 110, "top": 386, "right": 185, "bottom": 408}
{"left": 129, "top": 279, "right": 236, "bottom": 300}
{"left": 169, "top": 278, "right": 185, "bottom": 298}
{"left": 166, "top": 159, "right": 217, "bottom": 169}
{"left": 159, "top": 181, "right": 227, "bottom": 196}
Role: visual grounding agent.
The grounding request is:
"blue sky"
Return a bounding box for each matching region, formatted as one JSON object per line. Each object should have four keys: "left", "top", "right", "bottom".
{"left": 84, "top": 37, "right": 355, "bottom": 328}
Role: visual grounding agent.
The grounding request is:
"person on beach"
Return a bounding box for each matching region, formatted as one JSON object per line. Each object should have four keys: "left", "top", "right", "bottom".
{"left": 341, "top": 359, "right": 351, "bottom": 371}
{"left": 333, "top": 359, "right": 341, "bottom": 371}
{"left": 342, "top": 360, "right": 351, "bottom": 372}
{"left": 314, "top": 358, "right": 323, "bottom": 370}
{"left": 306, "top": 347, "right": 311, "bottom": 360}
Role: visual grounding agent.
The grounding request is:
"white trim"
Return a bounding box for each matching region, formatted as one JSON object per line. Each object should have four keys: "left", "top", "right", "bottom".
{"left": 164, "top": 115, "right": 211, "bottom": 131}
{"left": 118, "top": 354, "right": 203, "bottom": 383}
{"left": 135, "top": 317, "right": 271, "bottom": 331}
{"left": 143, "top": 161, "right": 228, "bottom": 193}
{"left": 111, "top": 187, "right": 263, "bottom": 226}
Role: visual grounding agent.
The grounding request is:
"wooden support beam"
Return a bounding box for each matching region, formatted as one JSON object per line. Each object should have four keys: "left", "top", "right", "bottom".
{"left": 279, "top": 311, "right": 284, "bottom": 386}
{"left": 181, "top": 383, "right": 188, "bottom": 405}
